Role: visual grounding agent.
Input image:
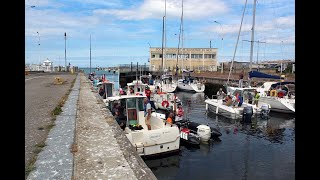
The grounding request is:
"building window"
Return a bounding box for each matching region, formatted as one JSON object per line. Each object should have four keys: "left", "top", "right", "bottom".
{"left": 152, "top": 54, "right": 155, "bottom": 58}
{"left": 191, "top": 54, "right": 203, "bottom": 58}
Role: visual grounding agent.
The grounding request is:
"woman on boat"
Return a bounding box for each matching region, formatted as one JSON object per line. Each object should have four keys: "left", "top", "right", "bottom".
{"left": 166, "top": 113, "right": 174, "bottom": 125}
{"left": 175, "top": 104, "right": 184, "bottom": 122}
{"left": 224, "top": 93, "right": 233, "bottom": 106}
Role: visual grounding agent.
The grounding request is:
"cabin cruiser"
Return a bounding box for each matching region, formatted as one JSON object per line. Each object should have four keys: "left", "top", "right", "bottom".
{"left": 177, "top": 76, "right": 205, "bottom": 93}
{"left": 255, "top": 81, "right": 295, "bottom": 113}
{"left": 126, "top": 79, "right": 181, "bottom": 110}
{"left": 106, "top": 95, "right": 180, "bottom": 156}
{"left": 140, "top": 73, "right": 177, "bottom": 93}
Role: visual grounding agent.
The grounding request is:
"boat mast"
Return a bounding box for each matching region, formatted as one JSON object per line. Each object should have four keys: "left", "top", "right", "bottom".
{"left": 164, "top": 0, "right": 167, "bottom": 71}
{"left": 181, "top": 0, "right": 184, "bottom": 71}
{"left": 227, "top": 0, "right": 248, "bottom": 84}
{"left": 249, "top": 0, "right": 257, "bottom": 72}
{"left": 161, "top": 16, "right": 165, "bottom": 71}
{"left": 176, "top": 0, "right": 183, "bottom": 76}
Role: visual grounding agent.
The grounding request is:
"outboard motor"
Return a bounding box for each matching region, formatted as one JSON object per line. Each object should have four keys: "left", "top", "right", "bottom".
{"left": 242, "top": 106, "right": 253, "bottom": 124}
{"left": 260, "top": 104, "right": 270, "bottom": 119}
{"left": 196, "top": 125, "right": 212, "bottom": 142}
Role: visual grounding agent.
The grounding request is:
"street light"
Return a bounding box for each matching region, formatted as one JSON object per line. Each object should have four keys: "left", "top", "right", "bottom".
{"left": 37, "top": 32, "right": 40, "bottom": 70}
{"left": 214, "top": 21, "right": 224, "bottom": 73}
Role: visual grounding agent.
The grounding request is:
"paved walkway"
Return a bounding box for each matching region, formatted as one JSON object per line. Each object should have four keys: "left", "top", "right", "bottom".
{"left": 27, "top": 73, "right": 157, "bottom": 180}
{"left": 27, "top": 74, "right": 80, "bottom": 179}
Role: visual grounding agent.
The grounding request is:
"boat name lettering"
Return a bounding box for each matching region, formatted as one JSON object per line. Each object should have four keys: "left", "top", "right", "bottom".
{"left": 149, "top": 133, "right": 161, "bottom": 140}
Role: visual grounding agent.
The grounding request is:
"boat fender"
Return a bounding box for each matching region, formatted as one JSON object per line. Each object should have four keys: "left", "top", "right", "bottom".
{"left": 270, "top": 90, "right": 277, "bottom": 97}
{"left": 162, "top": 100, "right": 169, "bottom": 108}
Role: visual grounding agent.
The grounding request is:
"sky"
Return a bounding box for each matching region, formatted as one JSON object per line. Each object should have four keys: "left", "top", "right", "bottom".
{"left": 25, "top": 0, "right": 295, "bottom": 68}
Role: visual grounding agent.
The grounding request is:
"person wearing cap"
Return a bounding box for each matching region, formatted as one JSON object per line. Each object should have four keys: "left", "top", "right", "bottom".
{"left": 217, "top": 88, "right": 226, "bottom": 100}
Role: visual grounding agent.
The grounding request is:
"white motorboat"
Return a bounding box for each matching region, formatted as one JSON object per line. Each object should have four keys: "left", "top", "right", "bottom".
{"left": 205, "top": 87, "right": 271, "bottom": 119}
{"left": 105, "top": 95, "right": 180, "bottom": 156}
{"left": 177, "top": 78, "right": 205, "bottom": 93}
{"left": 255, "top": 81, "right": 295, "bottom": 113}
{"left": 141, "top": 73, "right": 177, "bottom": 93}
{"left": 126, "top": 79, "right": 181, "bottom": 110}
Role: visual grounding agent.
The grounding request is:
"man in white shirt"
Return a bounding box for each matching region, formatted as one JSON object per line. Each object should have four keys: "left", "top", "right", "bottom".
{"left": 144, "top": 98, "right": 152, "bottom": 130}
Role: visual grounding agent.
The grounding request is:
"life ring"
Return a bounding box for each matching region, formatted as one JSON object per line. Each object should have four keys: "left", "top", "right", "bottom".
{"left": 136, "top": 93, "right": 140, "bottom": 95}
{"left": 270, "top": 90, "right": 277, "bottom": 97}
{"left": 162, "top": 100, "right": 169, "bottom": 108}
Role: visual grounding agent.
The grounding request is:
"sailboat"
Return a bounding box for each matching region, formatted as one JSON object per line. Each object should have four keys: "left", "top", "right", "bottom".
{"left": 205, "top": 0, "right": 271, "bottom": 119}
{"left": 222, "top": 0, "right": 294, "bottom": 114}
{"left": 156, "top": 1, "right": 178, "bottom": 93}
{"left": 176, "top": 0, "right": 205, "bottom": 93}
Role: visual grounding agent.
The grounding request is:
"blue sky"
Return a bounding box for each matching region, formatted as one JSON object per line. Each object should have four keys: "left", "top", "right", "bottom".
{"left": 25, "top": 0, "right": 295, "bottom": 67}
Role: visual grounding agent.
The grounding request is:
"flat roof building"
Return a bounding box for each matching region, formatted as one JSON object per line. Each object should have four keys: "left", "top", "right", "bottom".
{"left": 149, "top": 47, "right": 218, "bottom": 71}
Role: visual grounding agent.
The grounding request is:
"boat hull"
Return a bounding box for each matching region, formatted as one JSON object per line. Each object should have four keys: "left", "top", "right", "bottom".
{"left": 177, "top": 82, "right": 205, "bottom": 93}
{"left": 259, "top": 96, "right": 295, "bottom": 113}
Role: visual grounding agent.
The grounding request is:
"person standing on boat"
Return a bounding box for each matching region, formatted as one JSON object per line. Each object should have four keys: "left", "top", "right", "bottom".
{"left": 144, "top": 98, "right": 152, "bottom": 130}
{"left": 253, "top": 90, "right": 260, "bottom": 107}
{"left": 129, "top": 86, "right": 134, "bottom": 95}
{"left": 239, "top": 70, "right": 244, "bottom": 88}
{"left": 166, "top": 112, "right": 174, "bottom": 125}
{"left": 175, "top": 104, "right": 184, "bottom": 122}
{"left": 145, "top": 86, "right": 152, "bottom": 100}
{"left": 217, "top": 88, "right": 226, "bottom": 100}
{"left": 247, "top": 92, "right": 253, "bottom": 104}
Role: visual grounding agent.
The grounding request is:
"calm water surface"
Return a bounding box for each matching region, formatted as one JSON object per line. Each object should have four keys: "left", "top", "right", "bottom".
{"left": 145, "top": 91, "right": 295, "bottom": 180}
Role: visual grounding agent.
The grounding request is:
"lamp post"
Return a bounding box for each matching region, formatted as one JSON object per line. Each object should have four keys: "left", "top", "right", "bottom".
{"left": 37, "top": 32, "right": 40, "bottom": 71}
{"left": 214, "top": 21, "right": 224, "bottom": 73}
{"left": 64, "top": 32, "right": 67, "bottom": 71}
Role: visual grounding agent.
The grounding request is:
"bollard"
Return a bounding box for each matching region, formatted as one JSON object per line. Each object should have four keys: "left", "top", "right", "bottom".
{"left": 54, "top": 77, "right": 64, "bottom": 84}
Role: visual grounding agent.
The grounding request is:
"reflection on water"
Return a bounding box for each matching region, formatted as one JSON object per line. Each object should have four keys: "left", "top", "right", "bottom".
{"left": 145, "top": 91, "right": 295, "bottom": 180}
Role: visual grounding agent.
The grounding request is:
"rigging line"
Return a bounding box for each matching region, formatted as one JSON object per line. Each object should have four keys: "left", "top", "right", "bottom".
{"left": 227, "top": 0, "right": 248, "bottom": 84}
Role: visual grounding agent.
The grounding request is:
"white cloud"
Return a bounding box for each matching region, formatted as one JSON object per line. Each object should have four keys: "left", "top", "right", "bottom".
{"left": 274, "top": 16, "right": 295, "bottom": 27}
{"left": 94, "top": 0, "right": 229, "bottom": 20}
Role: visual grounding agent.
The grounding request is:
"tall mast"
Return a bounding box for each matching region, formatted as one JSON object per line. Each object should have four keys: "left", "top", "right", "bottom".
{"left": 161, "top": 16, "right": 165, "bottom": 71}
{"left": 249, "top": 0, "right": 257, "bottom": 72}
{"left": 164, "top": 0, "right": 167, "bottom": 71}
{"left": 181, "top": 0, "right": 184, "bottom": 70}
{"left": 176, "top": 0, "right": 183, "bottom": 75}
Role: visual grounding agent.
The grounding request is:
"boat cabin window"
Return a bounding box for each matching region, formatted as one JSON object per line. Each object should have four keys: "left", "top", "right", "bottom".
{"left": 137, "top": 97, "right": 144, "bottom": 111}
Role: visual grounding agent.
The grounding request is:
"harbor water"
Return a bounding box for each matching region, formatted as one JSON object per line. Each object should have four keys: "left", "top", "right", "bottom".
{"left": 81, "top": 68, "right": 120, "bottom": 90}
{"left": 145, "top": 92, "right": 295, "bottom": 180}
